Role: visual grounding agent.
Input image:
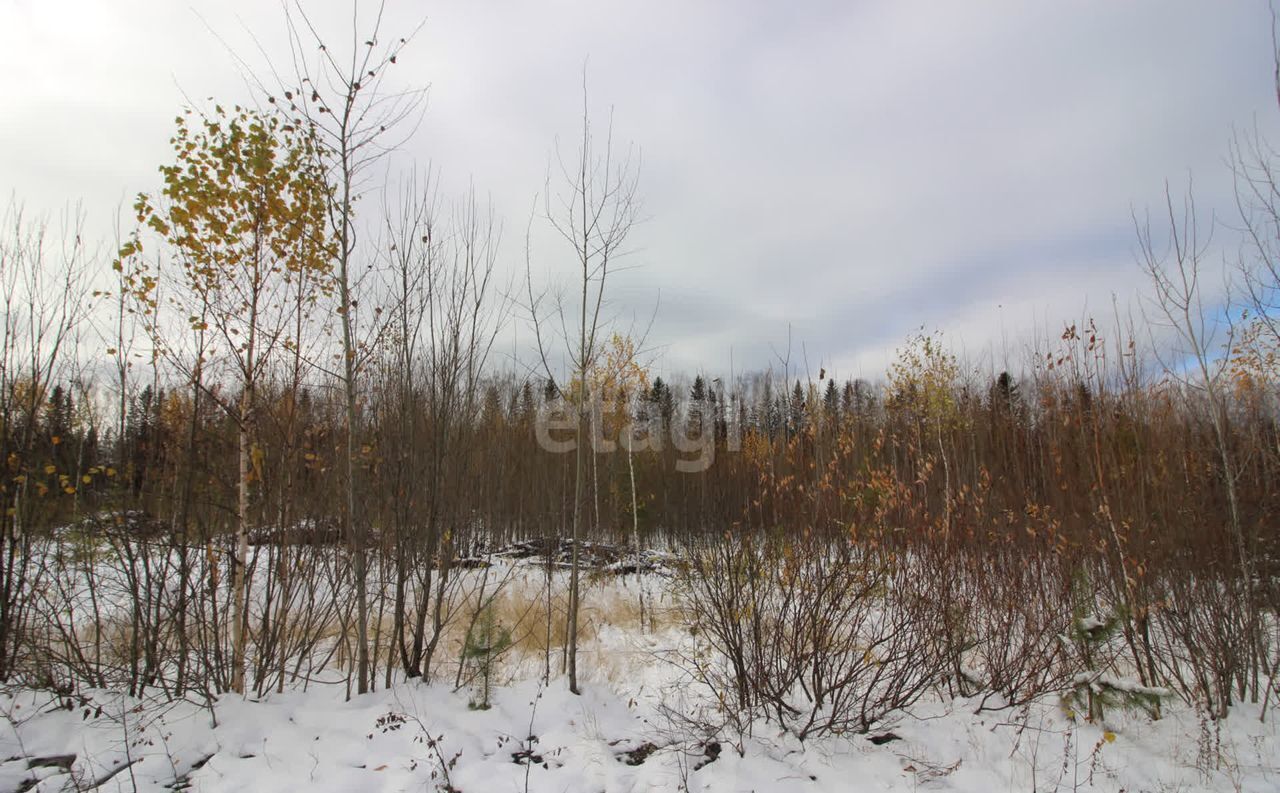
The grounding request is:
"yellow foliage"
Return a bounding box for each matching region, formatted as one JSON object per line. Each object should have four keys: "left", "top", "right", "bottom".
{"left": 886, "top": 329, "right": 962, "bottom": 428}
{"left": 1230, "top": 316, "right": 1278, "bottom": 391}
{"left": 568, "top": 333, "right": 650, "bottom": 433}
{"left": 123, "top": 105, "right": 336, "bottom": 339}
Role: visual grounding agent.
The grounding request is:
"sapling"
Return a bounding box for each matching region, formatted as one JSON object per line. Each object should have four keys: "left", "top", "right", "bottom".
{"left": 463, "top": 602, "right": 512, "bottom": 710}
{"left": 1062, "top": 599, "right": 1167, "bottom": 722}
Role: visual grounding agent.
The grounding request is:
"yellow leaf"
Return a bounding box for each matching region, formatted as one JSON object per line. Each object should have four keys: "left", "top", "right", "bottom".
{"left": 1103, "top": 731, "right": 1116, "bottom": 743}
{"left": 81, "top": 475, "right": 92, "bottom": 484}
{"left": 63, "top": 486, "right": 76, "bottom": 495}
{"left": 44, "top": 465, "right": 56, "bottom": 475}
{"left": 51, "top": 435, "right": 61, "bottom": 445}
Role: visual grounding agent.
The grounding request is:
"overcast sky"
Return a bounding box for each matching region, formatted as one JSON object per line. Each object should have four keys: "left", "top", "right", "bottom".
{"left": 2, "top": 1, "right": 1276, "bottom": 382}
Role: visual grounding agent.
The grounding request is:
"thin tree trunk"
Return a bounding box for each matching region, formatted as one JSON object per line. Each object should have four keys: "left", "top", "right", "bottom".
{"left": 231, "top": 396, "right": 250, "bottom": 695}
{"left": 627, "top": 441, "right": 644, "bottom": 631}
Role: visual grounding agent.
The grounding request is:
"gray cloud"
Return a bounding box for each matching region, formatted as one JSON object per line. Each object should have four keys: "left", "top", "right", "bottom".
{"left": 1, "top": 0, "right": 1274, "bottom": 381}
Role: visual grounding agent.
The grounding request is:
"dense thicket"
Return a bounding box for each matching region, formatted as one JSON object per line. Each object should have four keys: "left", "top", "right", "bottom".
{"left": 18, "top": 328, "right": 1276, "bottom": 555}
{"left": 2, "top": 302, "right": 1276, "bottom": 712}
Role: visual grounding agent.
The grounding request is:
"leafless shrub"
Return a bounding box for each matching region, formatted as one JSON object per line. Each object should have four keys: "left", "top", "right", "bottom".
{"left": 678, "top": 531, "right": 944, "bottom": 740}
{"left": 924, "top": 545, "right": 1080, "bottom": 711}
{"left": 1154, "top": 568, "right": 1267, "bottom": 719}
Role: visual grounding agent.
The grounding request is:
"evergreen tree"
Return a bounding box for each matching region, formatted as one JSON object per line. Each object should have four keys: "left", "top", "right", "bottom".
{"left": 788, "top": 380, "right": 806, "bottom": 434}
{"left": 765, "top": 389, "right": 783, "bottom": 438}
{"left": 43, "top": 384, "right": 76, "bottom": 474}
{"left": 689, "top": 375, "right": 707, "bottom": 436}
{"left": 127, "top": 385, "right": 158, "bottom": 498}
{"left": 823, "top": 378, "right": 839, "bottom": 424}
{"left": 482, "top": 384, "right": 504, "bottom": 424}
{"left": 989, "top": 371, "right": 1024, "bottom": 426}
{"left": 690, "top": 375, "right": 706, "bottom": 402}
{"left": 519, "top": 381, "right": 536, "bottom": 422}
{"left": 708, "top": 385, "right": 727, "bottom": 442}
{"left": 649, "top": 378, "right": 675, "bottom": 425}
{"left": 841, "top": 379, "right": 856, "bottom": 419}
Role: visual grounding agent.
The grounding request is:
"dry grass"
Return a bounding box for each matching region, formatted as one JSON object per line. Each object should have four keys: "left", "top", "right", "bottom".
{"left": 32, "top": 562, "right": 685, "bottom": 694}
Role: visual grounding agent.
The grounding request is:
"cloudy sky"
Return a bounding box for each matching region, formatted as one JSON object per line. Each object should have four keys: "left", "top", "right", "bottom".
{"left": 2, "top": 1, "right": 1276, "bottom": 381}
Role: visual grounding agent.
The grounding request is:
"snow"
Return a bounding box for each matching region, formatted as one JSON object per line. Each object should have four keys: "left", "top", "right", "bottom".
{"left": 1, "top": 563, "right": 1277, "bottom": 792}
{"left": 4, "top": 682, "right": 1276, "bottom": 792}
{"left": 1077, "top": 615, "right": 1107, "bottom": 633}
{"left": 1072, "top": 672, "right": 1174, "bottom": 699}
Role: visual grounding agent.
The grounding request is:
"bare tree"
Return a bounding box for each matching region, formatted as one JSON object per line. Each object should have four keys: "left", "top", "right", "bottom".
{"left": 1223, "top": 12, "right": 1280, "bottom": 713}
{"left": 1231, "top": 128, "right": 1280, "bottom": 370}
{"left": 527, "top": 80, "right": 641, "bottom": 694}
{"left": 0, "top": 202, "right": 90, "bottom": 680}
{"left": 1136, "top": 184, "right": 1266, "bottom": 717}
{"left": 1136, "top": 186, "right": 1248, "bottom": 587}
{"left": 1227, "top": 14, "right": 1280, "bottom": 414}
{"left": 279, "top": 0, "right": 426, "bottom": 695}
{"left": 381, "top": 172, "right": 508, "bottom": 681}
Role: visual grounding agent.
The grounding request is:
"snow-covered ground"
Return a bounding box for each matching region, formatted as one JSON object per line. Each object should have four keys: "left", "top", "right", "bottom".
{"left": 2, "top": 561, "right": 1277, "bottom": 792}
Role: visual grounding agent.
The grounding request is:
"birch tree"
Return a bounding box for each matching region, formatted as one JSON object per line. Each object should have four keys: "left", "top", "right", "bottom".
{"left": 126, "top": 106, "right": 332, "bottom": 694}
